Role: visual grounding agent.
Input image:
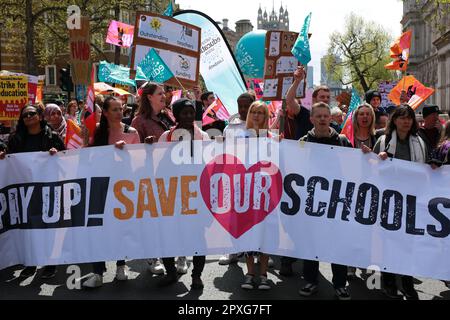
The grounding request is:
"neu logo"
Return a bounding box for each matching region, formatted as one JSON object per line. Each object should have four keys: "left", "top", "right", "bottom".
{"left": 150, "top": 64, "right": 165, "bottom": 79}
{"left": 200, "top": 155, "right": 282, "bottom": 238}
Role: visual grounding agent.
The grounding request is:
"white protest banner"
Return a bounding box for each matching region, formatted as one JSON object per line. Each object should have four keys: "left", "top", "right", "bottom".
{"left": 0, "top": 140, "right": 449, "bottom": 281}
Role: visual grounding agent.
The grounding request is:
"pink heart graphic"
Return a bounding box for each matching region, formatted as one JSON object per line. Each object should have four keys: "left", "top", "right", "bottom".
{"left": 200, "top": 155, "right": 283, "bottom": 238}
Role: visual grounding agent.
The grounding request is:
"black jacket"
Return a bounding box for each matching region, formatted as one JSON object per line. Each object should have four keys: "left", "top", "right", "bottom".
{"left": 300, "top": 128, "right": 353, "bottom": 148}
{"left": 7, "top": 125, "right": 66, "bottom": 154}
{"left": 294, "top": 106, "right": 314, "bottom": 140}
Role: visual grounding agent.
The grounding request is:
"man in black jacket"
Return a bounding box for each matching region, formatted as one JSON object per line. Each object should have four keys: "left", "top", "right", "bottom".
{"left": 298, "top": 102, "right": 352, "bottom": 300}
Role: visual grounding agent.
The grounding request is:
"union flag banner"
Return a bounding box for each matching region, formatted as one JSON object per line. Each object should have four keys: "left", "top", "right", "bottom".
{"left": 202, "top": 97, "right": 230, "bottom": 126}
{"left": 388, "top": 75, "right": 434, "bottom": 110}
{"left": 385, "top": 30, "right": 412, "bottom": 72}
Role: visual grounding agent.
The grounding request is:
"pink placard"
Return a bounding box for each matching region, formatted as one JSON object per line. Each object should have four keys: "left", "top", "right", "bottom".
{"left": 106, "top": 20, "right": 135, "bottom": 48}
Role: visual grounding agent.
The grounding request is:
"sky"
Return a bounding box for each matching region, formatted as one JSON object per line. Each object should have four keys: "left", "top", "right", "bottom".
{"left": 176, "top": 0, "right": 404, "bottom": 86}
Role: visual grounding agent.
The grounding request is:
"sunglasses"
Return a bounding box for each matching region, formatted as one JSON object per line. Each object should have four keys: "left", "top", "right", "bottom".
{"left": 250, "top": 111, "right": 265, "bottom": 116}
{"left": 22, "top": 111, "right": 37, "bottom": 119}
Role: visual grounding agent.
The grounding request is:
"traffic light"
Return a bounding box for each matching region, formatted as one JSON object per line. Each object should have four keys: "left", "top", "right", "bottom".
{"left": 59, "top": 66, "right": 74, "bottom": 92}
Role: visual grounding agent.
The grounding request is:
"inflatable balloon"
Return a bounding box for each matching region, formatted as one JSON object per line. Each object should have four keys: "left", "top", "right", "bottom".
{"left": 235, "top": 30, "right": 267, "bottom": 79}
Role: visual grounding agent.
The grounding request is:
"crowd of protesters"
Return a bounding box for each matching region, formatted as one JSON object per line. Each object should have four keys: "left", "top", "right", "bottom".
{"left": 0, "top": 66, "right": 449, "bottom": 300}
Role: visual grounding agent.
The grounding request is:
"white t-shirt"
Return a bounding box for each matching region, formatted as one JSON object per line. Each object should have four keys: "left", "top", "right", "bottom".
{"left": 159, "top": 128, "right": 210, "bottom": 142}
{"left": 223, "top": 118, "right": 247, "bottom": 138}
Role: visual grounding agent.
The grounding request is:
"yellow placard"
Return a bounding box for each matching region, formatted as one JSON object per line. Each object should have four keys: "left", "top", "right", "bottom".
{"left": 0, "top": 76, "right": 28, "bottom": 120}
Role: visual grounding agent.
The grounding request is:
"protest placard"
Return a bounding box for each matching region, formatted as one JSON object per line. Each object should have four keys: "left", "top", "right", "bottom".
{"left": 0, "top": 76, "right": 28, "bottom": 120}
{"left": 69, "top": 16, "right": 91, "bottom": 86}
{"left": 130, "top": 12, "right": 201, "bottom": 88}
{"left": 262, "top": 31, "right": 306, "bottom": 101}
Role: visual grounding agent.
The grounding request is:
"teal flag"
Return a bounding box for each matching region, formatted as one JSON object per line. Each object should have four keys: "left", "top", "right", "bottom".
{"left": 98, "top": 61, "right": 147, "bottom": 87}
{"left": 341, "top": 88, "right": 361, "bottom": 129}
{"left": 138, "top": 48, "right": 174, "bottom": 84}
{"left": 292, "top": 13, "right": 312, "bottom": 66}
{"left": 163, "top": 1, "right": 174, "bottom": 17}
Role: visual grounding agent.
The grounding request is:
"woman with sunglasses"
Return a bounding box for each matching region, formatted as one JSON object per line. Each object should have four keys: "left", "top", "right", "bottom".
{"left": 0, "top": 105, "right": 66, "bottom": 279}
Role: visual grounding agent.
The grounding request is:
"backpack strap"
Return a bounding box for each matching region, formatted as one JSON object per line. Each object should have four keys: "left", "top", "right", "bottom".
{"left": 166, "top": 127, "right": 177, "bottom": 142}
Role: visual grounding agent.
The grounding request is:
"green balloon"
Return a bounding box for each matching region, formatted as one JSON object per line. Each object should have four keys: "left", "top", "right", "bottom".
{"left": 235, "top": 30, "right": 267, "bottom": 79}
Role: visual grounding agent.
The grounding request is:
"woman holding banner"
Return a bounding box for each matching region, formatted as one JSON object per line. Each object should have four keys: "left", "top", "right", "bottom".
{"left": 131, "top": 82, "right": 173, "bottom": 275}
{"left": 82, "top": 96, "right": 141, "bottom": 288}
{"left": 372, "top": 104, "right": 430, "bottom": 300}
{"left": 156, "top": 98, "right": 210, "bottom": 290}
{"left": 0, "top": 105, "right": 66, "bottom": 279}
{"left": 434, "top": 121, "right": 450, "bottom": 289}
{"left": 238, "top": 101, "right": 275, "bottom": 290}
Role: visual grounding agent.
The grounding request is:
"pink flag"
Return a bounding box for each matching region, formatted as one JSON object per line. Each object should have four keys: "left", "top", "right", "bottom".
{"left": 106, "top": 20, "right": 134, "bottom": 48}
{"left": 202, "top": 98, "right": 230, "bottom": 126}
{"left": 341, "top": 112, "right": 354, "bottom": 147}
{"left": 170, "top": 90, "right": 183, "bottom": 105}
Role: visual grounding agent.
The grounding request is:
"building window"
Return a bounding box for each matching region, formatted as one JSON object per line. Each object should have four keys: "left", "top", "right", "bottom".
{"left": 123, "top": 11, "right": 129, "bottom": 24}
{"left": 45, "top": 65, "right": 57, "bottom": 86}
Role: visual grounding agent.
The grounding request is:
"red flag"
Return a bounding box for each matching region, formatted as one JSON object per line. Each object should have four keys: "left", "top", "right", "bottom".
{"left": 202, "top": 97, "right": 230, "bottom": 126}
{"left": 86, "top": 67, "right": 96, "bottom": 113}
{"left": 250, "top": 79, "right": 264, "bottom": 100}
{"left": 83, "top": 65, "right": 97, "bottom": 142}
{"left": 388, "top": 75, "right": 434, "bottom": 110}
{"left": 385, "top": 30, "right": 412, "bottom": 72}
{"left": 65, "top": 119, "right": 84, "bottom": 149}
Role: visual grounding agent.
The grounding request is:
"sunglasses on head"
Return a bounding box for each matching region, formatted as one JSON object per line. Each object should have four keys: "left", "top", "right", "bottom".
{"left": 22, "top": 111, "right": 37, "bottom": 119}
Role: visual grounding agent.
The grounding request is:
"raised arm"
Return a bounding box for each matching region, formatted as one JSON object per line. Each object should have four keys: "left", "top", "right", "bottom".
{"left": 286, "top": 67, "right": 306, "bottom": 116}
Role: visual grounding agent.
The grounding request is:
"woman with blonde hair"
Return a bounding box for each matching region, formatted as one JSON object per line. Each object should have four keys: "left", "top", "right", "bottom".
{"left": 352, "top": 103, "right": 378, "bottom": 150}
{"left": 239, "top": 101, "right": 273, "bottom": 290}
{"left": 244, "top": 101, "right": 272, "bottom": 138}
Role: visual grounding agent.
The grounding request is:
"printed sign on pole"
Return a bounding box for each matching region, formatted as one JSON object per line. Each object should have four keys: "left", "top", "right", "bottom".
{"left": 0, "top": 76, "right": 28, "bottom": 120}
{"left": 69, "top": 16, "right": 91, "bottom": 86}
{"left": 106, "top": 20, "right": 135, "bottom": 48}
{"left": 262, "top": 31, "right": 306, "bottom": 101}
{"left": 130, "top": 12, "right": 201, "bottom": 89}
